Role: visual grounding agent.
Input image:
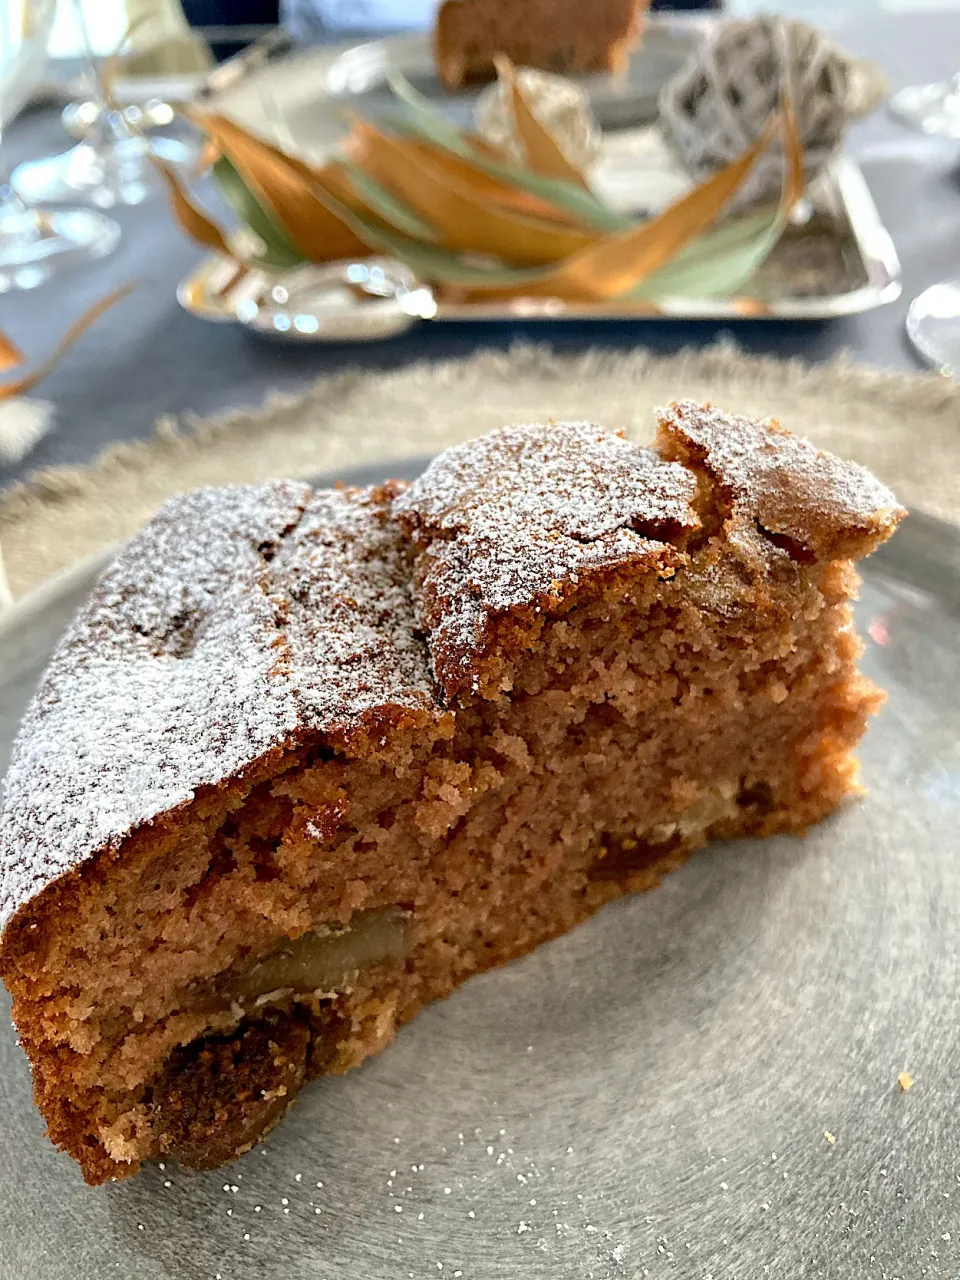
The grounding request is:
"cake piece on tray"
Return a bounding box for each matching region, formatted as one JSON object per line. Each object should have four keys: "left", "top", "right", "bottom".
{"left": 0, "top": 405, "right": 904, "bottom": 1184}
{"left": 434, "top": 0, "right": 648, "bottom": 90}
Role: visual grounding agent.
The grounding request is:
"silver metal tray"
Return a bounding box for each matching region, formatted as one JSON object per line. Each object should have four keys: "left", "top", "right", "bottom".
{"left": 177, "top": 146, "right": 901, "bottom": 338}
{"left": 179, "top": 20, "right": 901, "bottom": 337}
{"left": 0, "top": 460, "right": 958, "bottom": 1278}
{"left": 422, "top": 154, "right": 902, "bottom": 321}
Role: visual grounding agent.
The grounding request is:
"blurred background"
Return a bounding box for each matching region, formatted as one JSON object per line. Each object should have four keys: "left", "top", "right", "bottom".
{"left": 2, "top": 0, "right": 960, "bottom": 508}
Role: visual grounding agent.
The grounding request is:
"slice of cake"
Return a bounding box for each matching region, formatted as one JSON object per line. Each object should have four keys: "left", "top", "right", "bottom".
{"left": 434, "top": 0, "right": 648, "bottom": 90}
{"left": 0, "top": 406, "right": 904, "bottom": 1184}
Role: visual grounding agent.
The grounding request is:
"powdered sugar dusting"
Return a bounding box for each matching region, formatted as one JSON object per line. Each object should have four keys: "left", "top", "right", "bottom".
{"left": 393, "top": 422, "right": 700, "bottom": 695}
{"left": 658, "top": 402, "right": 906, "bottom": 558}
{"left": 0, "top": 482, "right": 436, "bottom": 930}
{"left": 278, "top": 485, "right": 436, "bottom": 726}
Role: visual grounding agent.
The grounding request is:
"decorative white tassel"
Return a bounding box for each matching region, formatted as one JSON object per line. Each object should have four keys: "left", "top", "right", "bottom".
{"left": 0, "top": 396, "right": 54, "bottom": 465}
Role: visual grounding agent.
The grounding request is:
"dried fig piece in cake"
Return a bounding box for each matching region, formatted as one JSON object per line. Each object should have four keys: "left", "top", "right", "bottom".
{"left": 152, "top": 1012, "right": 315, "bottom": 1171}
{"left": 0, "top": 408, "right": 905, "bottom": 1184}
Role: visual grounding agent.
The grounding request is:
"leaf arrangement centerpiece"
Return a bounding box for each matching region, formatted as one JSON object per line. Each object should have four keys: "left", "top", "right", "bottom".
{"left": 165, "top": 58, "right": 804, "bottom": 312}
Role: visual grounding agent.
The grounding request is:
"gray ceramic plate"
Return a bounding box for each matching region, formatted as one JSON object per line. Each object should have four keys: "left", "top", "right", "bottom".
{"left": 1, "top": 461, "right": 959, "bottom": 1279}
{"left": 320, "top": 22, "right": 704, "bottom": 134}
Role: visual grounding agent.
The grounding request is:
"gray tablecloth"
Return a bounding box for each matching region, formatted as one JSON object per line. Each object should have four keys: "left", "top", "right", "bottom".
{"left": 2, "top": 10, "right": 959, "bottom": 490}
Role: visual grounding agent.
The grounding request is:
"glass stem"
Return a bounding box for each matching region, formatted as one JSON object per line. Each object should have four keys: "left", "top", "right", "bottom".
{"left": 68, "top": 0, "right": 144, "bottom": 196}
{"left": 69, "top": 0, "right": 110, "bottom": 113}
{"left": 71, "top": 0, "right": 138, "bottom": 143}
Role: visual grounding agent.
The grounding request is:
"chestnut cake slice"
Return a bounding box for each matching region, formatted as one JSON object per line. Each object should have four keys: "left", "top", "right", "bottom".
{"left": 0, "top": 405, "right": 904, "bottom": 1184}
{"left": 434, "top": 0, "right": 647, "bottom": 89}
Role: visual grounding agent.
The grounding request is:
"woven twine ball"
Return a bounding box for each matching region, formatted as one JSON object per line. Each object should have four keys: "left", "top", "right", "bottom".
{"left": 474, "top": 67, "right": 602, "bottom": 170}
{"left": 659, "top": 17, "right": 884, "bottom": 206}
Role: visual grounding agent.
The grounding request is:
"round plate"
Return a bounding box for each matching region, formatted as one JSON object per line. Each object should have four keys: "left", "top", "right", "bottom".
{"left": 211, "top": 20, "right": 707, "bottom": 160}
{"left": 322, "top": 24, "right": 701, "bottom": 134}
{"left": 1, "top": 465, "right": 959, "bottom": 1278}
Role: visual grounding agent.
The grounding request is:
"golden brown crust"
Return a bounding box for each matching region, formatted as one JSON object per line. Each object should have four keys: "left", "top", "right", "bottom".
{"left": 395, "top": 414, "right": 904, "bottom": 701}
{"left": 657, "top": 401, "right": 907, "bottom": 561}
{"left": 393, "top": 420, "right": 699, "bottom": 699}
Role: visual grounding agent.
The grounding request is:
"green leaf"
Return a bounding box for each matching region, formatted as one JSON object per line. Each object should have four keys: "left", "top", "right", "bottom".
{"left": 336, "top": 160, "right": 439, "bottom": 240}
{"left": 384, "top": 70, "right": 475, "bottom": 155}
{"left": 212, "top": 155, "right": 305, "bottom": 270}
{"left": 359, "top": 204, "right": 788, "bottom": 303}
{"left": 379, "top": 73, "right": 630, "bottom": 233}
{"left": 630, "top": 207, "right": 782, "bottom": 300}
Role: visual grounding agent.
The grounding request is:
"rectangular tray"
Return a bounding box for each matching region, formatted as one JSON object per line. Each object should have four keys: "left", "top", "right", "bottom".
{"left": 428, "top": 152, "right": 902, "bottom": 322}
{"left": 184, "top": 23, "right": 901, "bottom": 331}
{"left": 178, "top": 145, "right": 900, "bottom": 333}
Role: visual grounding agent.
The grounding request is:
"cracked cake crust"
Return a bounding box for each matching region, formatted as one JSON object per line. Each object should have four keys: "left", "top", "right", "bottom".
{"left": 0, "top": 482, "right": 442, "bottom": 933}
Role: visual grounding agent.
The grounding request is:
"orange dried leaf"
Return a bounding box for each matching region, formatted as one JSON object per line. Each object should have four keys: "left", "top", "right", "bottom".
{"left": 192, "top": 136, "right": 221, "bottom": 180}
{"left": 403, "top": 137, "right": 589, "bottom": 226}
{"left": 0, "top": 331, "right": 24, "bottom": 374}
{"left": 186, "top": 110, "right": 369, "bottom": 262}
{"left": 463, "top": 132, "right": 510, "bottom": 160}
{"left": 305, "top": 160, "right": 387, "bottom": 223}
{"left": 494, "top": 55, "right": 591, "bottom": 190}
{"left": 467, "top": 114, "right": 779, "bottom": 300}
{"left": 343, "top": 119, "right": 598, "bottom": 265}
{"left": 781, "top": 95, "right": 805, "bottom": 211}
{"left": 0, "top": 284, "right": 135, "bottom": 401}
{"left": 154, "top": 157, "right": 235, "bottom": 259}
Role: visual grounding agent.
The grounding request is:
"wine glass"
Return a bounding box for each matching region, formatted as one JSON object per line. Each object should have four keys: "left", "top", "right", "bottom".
{"left": 11, "top": 0, "right": 200, "bottom": 210}
{"left": 904, "top": 282, "right": 960, "bottom": 377}
{"left": 888, "top": 73, "right": 960, "bottom": 139}
{"left": 61, "top": 96, "right": 176, "bottom": 142}
{"left": 0, "top": 0, "right": 119, "bottom": 291}
{"left": 887, "top": 72, "right": 960, "bottom": 374}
